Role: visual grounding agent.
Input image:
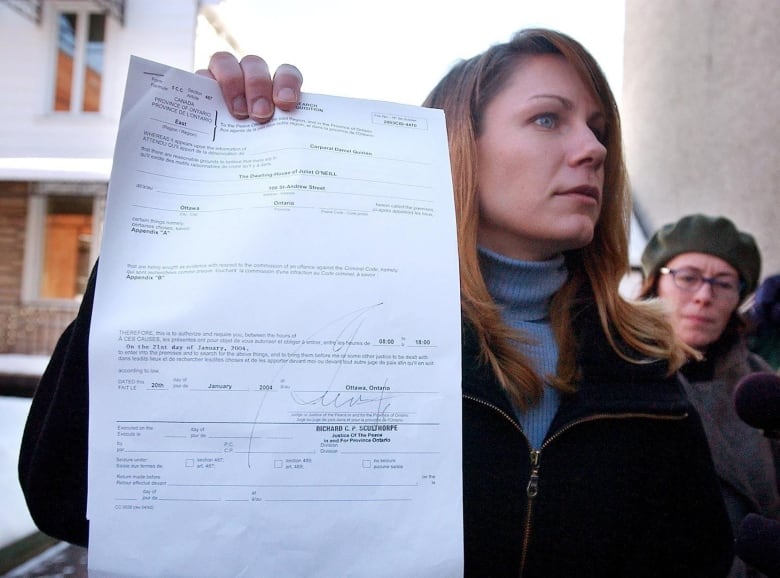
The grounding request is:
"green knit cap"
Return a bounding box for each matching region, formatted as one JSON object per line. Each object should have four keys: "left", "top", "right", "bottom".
{"left": 641, "top": 214, "right": 761, "bottom": 297}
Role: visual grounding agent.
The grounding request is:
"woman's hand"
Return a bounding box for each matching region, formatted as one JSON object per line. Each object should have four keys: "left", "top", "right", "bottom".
{"left": 197, "top": 52, "right": 303, "bottom": 123}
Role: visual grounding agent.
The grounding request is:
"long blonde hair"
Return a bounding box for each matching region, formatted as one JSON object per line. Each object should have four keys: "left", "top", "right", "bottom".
{"left": 423, "top": 29, "right": 687, "bottom": 408}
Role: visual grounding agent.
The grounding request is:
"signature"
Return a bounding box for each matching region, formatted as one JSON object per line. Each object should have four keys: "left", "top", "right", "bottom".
{"left": 247, "top": 302, "right": 384, "bottom": 467}
{"left": 291, "top": 389, "right": 394, "bottom": 418}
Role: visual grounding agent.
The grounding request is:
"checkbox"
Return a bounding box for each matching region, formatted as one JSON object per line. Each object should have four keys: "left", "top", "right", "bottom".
{"left": 362, "top": 460, "right": 371, "bottom": 469}
{"left": 185, "top": 459, "right": 194, "bottom": 467}
{"left": 274, "top": 460, "right": 283, "bottom": 468}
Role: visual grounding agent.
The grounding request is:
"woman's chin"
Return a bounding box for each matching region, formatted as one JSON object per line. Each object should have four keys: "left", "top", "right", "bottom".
{"left": 558, "top": 225, "right": 596, "bottom": 253}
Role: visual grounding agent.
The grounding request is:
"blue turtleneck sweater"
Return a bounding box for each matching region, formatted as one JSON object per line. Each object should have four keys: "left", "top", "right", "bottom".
{"left": 478, "top": 247, "right": 568, "bottom": 448}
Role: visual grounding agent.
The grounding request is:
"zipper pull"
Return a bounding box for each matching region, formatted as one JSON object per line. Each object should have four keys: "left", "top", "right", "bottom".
{"left": 527, "top": 450, "right": 540, "bottom": 498}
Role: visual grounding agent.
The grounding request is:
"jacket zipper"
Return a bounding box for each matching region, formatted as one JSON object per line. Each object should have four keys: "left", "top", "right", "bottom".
{"left": 463, "top": 395, "right": 534, "bottom": 575}
{"left": 519, "top": 448, "right": 540, "bottom": 576}
{"left": 517, "top": 411, "right": 689, "bottom": 577}
{"left": 463, "top": 395, "right": 688, "bottom": 577}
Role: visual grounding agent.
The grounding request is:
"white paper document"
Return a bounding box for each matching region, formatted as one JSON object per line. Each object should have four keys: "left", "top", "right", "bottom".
{"left": 86, "top": 57, "right": 463, "bottom": 577}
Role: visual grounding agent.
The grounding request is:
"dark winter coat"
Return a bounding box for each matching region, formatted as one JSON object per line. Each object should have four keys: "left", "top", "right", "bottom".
{"left": 680, "top": 339, "right": 779, "bottom": 578}
{"left": 462, "top": 307, "right": 733, "bottom": 577}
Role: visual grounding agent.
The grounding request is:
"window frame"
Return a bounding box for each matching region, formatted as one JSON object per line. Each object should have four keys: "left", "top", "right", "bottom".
{"left": 48, "top": 1, "right": 107, "bottom": 115}
{"left": 21, "top": 182, "right": 106, "bottom": 306}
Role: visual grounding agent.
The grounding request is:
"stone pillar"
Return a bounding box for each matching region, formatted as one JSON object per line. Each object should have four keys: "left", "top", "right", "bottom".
{"left": 622, "top": 0, "right": 780, "bottom": 280}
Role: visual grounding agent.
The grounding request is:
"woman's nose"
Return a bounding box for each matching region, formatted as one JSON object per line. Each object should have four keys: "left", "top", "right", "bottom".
{"left": 692, "top": 280, "right": 715, "bottom": 302}
{"left": 570, "top": 125, "right": 607, "bottom": 169}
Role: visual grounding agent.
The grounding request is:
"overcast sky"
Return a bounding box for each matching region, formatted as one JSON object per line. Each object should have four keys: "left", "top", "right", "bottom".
{"left": 216, "top": 0, "right": 626, "bottom": 106}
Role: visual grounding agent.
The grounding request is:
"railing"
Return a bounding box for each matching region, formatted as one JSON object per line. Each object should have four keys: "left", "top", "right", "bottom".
{"left": 0, "top": 305, "right": 75, "bottom": 356}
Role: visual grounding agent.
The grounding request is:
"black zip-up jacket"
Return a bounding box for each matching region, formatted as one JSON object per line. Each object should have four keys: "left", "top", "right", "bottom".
{"left": 462, "top": 309, "right": 734, "bottom": 577}
{"left": 20, "top": 266, "right": 733, "bottom": 576}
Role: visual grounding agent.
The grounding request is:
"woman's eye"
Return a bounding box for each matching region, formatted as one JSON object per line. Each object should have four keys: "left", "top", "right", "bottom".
{"left": 714, "top": 279, "right": 739, "bottom": 292}
{"left": 533, "top": 113, "right": 557, "bottom": 129}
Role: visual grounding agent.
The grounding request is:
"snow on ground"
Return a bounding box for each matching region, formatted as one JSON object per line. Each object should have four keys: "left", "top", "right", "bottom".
{"left": 0, "top": 354, "right": 50, "bottom": 548}
{"left": 0, "top": 354, "right": 50, "bottom": 376}
{"left": 0, "top": 396, "right": 37, "bottom": 548}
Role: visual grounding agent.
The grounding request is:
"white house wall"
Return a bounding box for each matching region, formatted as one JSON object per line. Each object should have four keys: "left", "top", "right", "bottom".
{"left": 0, "top": 0, "right": 219, "bottom": 164}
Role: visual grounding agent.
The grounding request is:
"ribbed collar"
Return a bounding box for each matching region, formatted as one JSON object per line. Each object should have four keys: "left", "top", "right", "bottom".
{"left": 478, "top": 247, "right": 568, "bottom": 323}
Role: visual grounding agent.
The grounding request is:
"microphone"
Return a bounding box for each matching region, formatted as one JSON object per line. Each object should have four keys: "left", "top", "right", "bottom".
{"left": 735, "top": 513, "right": 780, "bottom": 578}
{"left": 733, "top": 371, "right": 780, "bottom": 439}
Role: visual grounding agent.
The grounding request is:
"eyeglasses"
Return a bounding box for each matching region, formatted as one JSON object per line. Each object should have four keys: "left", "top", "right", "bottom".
{"left": 659, "top": 267, "right": 743, "bottom": 298}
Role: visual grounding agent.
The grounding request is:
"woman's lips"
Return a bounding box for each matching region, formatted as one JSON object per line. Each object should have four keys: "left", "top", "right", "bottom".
{"left": 557, "top": 185, "right": 600, "bottom": 203}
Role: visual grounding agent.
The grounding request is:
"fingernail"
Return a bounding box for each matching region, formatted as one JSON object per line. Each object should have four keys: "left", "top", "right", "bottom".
{"left": 232, "top": 95, "right": 248, "bottom": 117}
{"left": 277, "top": 88, "right": 296, "bottom": 103}
{"left": 251, "top": 98, "right": 272, "bottom": 119}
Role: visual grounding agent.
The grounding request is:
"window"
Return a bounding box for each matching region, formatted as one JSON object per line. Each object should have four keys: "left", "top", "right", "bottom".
{"left": 23, "top": 184, "right": 105, "bottom": 304}
{"left": 40, "top": 196, "right": 93, "bottom": 298}
{"left": 53, "top": 9, "right": 106, "bottom": 113}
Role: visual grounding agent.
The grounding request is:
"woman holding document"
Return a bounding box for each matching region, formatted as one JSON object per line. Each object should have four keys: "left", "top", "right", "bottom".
{"left": 20, "top": 28, "right": 733, "bottom": 576}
